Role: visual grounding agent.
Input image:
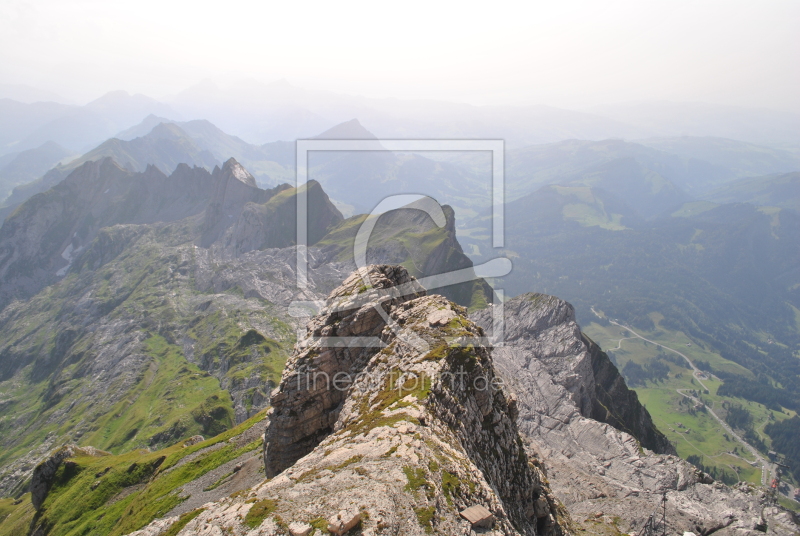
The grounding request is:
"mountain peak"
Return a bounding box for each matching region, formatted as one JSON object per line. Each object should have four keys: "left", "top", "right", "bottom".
{"left": 219, "top": 157, "right": 257, "bottom": 187}
{"left": 313, "top": 118, "right": 377, "bottom": 140}
{"left": 90, "top": 89, "right": 131, "bottom": 102}
{"left": 147, "top": 121, "right": 188, "bottom": 140}
{"left": 115, "top": 114, "right": 174, "bottom": 140}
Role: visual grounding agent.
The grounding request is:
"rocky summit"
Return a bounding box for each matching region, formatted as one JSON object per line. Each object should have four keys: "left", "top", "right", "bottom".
{"left": 128, "top": 265, "right": 571, "bottom": 535}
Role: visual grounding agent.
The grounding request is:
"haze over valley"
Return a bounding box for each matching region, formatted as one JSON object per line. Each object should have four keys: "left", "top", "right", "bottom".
{"left": 0, "top": 2, "right": 799, "bottom": 535}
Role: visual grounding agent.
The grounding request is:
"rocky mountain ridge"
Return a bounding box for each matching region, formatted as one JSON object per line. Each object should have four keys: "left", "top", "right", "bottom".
{"left": 0, "top": 156, "right": 334, "bottom": 308}
{"left": 0, "top": 140, "right": 796, "bottom": 534}
{"left": 0, "top": 119, "right": 291, "bottom": 223}
{"left": 126, "top": 265, "right": 570, "bottom": 536}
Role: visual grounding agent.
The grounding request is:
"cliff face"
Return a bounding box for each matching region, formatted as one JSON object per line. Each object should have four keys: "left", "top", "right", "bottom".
{"left": 0, "top": 157, "right": 215, "bottom": 306}
{"left": 262, "top": 265, "right": 427, "bottom": 477}
{"left": 130, "top": 265, "right": 571, "bottom": 535}
{"left": 472, "top": 293, "right": 673, "bottom": 456}
{"left": 198, "top": 158, "right": 279, "bottom": 246}
{"left": 581, "top": 332, "right": 674, "bottom": 453}
{"left": 472, "top": 293, "right": 798, "bottom": 536}
{"left": 224, "top": 180, "right": 343, "bottom": 254}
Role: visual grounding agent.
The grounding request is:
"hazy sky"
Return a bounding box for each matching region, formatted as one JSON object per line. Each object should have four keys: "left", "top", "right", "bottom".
{"left": 1, "top": 0, "right": 798, "bottom": 111}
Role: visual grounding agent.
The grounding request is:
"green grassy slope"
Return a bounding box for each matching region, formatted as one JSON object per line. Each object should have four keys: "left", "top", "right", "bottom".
{"left": 0, "top": 222, "right": 292, "bottom": 493}
{"left": 318, "top": 203, "right": 494, "bottom": 310}
{"left": 0, "top": 411, "right": 266, "bottom": 536}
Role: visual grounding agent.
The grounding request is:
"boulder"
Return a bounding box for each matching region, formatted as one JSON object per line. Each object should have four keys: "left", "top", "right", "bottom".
{"left": 460, "top": 505, "right": 495, "bottom": 528}
{"left": 327, "top": 510, "right": 361, "bottom": 535}
{"left": 288, "top": 521, "right": 313, "bottom": 536}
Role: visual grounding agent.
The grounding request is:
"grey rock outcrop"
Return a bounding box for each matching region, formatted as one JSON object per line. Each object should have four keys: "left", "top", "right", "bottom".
{"left": 30, "top": 445, "right": 75, "bottom": 510}
{"left": 471, "top": 294, "right": 673, "bottom": 456}
{"left": 30, "top": 444, "right": 109, "bottom": 509}
{"left": 263, "top": 265, "right": 426, "bottom": 476}
{"left": 472, "top": 293, "right": 799, "bottom": 536}
{"left": 223, "top": 179, "right": 343, "bottom": 254}
{"left": 199, "top": 158, "right": 279, "bottom": 246}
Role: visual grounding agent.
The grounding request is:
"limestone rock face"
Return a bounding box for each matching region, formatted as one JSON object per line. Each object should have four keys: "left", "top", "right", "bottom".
{"left": 471, "top": 294, "right": 673, "bottom": 456}
{"left": 263, "top": 264, "right": 426, "bottom": 477}
{"left": 199, "top": 158, "right": 289, "bottom": 246}
{"left": 225, "top": 179, "right": 343, "bottom": 255}
{"left": 130, "top": 265, "right": 570, "bottom": 535}
{"left": 472, "top": 293, "right": 798, "bottom": 536}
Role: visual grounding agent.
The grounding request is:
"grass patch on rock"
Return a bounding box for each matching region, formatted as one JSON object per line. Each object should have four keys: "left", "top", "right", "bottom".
{"left": 441, "top": 471, "right": 461, "bottom": 505}
{"left": 28, "top": 411, "right": 266, "bottom": 536}
{"left": 163, "top": 508, "right": 204, "bottom": 536}
{"left": 243, "top": 498, "right": 278, "bottom": 528}
{"left": 414, "top": 505, "right": 435, "bottom": 533}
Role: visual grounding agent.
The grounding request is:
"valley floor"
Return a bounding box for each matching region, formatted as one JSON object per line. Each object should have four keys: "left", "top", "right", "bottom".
{"left": 584, "top": 312, "right": 800, "bottom": 509}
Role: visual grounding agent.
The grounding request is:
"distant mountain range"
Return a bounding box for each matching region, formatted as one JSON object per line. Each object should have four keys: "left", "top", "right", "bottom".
{"left": 168, "top": 79, "right": 800, "bottom": 147}
{"left": 0, "top": 119, "right": 295, "bottom": 220}
{"left": 1, "top": 111, "right": 797, "bottom": 387}
{"left": 592, "top": 101, "right": 800, "bottom": 147}
{"left": 4, "top": 115, "right": 800, "bottom": 236}
{"left": 4, "top": 81, "right": 800, "bottom": 164}
{"left": 638, "top": 136, "right": 800, "bottom": 178}
{"left": 0, "top": 84, "right": 68, "bottom": 104}
{"left": 0, "top": 91, "right": 175, "bottom": 156}
{"left": 461, "top": 182, "right": 800, "bottom": 418}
